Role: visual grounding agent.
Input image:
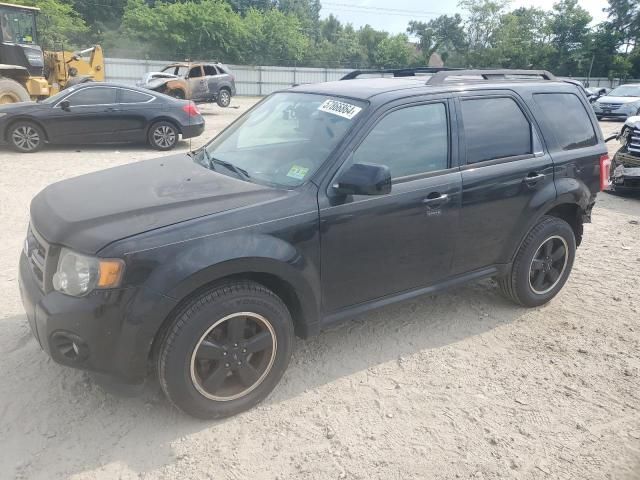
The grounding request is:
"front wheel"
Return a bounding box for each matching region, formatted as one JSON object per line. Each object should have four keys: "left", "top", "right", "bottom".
{"left": 498, "top": 216, "right": 576, "bottom": 307}
{"left": 157, "top": 281, "right": 294, "bottom": 419}
{"left": 216, "top": 88, "right": 231, "bottom": 107}
{"left": 148, "top": 121, "right": 179, "bottom": 150}
{"left": 8, "top": 121, "right": 45, "bottom": 153}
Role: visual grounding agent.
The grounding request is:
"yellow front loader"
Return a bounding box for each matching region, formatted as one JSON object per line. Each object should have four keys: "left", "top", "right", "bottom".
{"left": 0, "top": 2, "right": 104, "bottom": 103}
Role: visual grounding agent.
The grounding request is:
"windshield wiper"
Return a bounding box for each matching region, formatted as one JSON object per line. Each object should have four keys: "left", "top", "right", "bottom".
{"left": 211, "top": 156, "right": 251, "bottom": 181}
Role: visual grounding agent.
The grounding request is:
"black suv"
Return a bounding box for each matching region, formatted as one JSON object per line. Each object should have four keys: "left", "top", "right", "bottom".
{"left": 19, "top": 69, "right": 609, "bottom": 419}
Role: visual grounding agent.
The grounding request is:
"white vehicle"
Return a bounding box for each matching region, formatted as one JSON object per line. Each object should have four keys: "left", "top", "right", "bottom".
{"left": 593, "top": 84, "right": 640, "bottom": 120}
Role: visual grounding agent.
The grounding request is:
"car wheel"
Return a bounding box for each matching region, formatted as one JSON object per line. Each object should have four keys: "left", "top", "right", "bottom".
{"left": 148, "top": 121, "right": 179, "bottom": 150}
{"left": 498, "top": 215, "right": 576, "bottom": 307}
{"left": 217, "top": 88, "right": 231, "bottom": 108}
{"left": 157, "top": 281, "right": 294, "bottom": 419}
{"left": 8, "top": 121, "right": 45, "bottom": 153}
{"left": 596, "top": 115, "right": 603, "bottom": 120}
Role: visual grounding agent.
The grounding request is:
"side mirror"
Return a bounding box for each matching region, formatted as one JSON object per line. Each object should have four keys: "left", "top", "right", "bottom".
{"left": 59, "top": 100, "right": 71, "bottom": 111}
{"left": 332, "top": 162, "right": 392, "bottom": 196}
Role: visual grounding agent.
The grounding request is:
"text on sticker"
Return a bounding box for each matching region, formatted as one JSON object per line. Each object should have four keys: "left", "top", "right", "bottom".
{"left": 318, "top": 99, "right": 362, "bottom": 120}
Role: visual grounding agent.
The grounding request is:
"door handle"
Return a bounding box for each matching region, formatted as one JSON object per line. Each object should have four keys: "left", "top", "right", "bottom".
{"left": 523, "top": 172, "right": 545, "bottom": 186}
{"left": 104, "top": 107, "right": 120, "bottom": 112}
{"left": 422, "top": 193, "right": 449, "bottom": 207}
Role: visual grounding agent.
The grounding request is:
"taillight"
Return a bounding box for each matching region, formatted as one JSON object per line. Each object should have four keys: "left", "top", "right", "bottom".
{"left": 600, "top": 153, "right": 611, "bottom": 191}
{"left": 182, "top": 102, "right": 200, "bottom": 117}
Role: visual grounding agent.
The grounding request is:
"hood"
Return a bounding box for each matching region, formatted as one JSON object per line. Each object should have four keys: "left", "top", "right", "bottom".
{"left": 598, "top": 96, "right": 640, "bottom": 104}
{"left": 0, "top": 101, "right": 42, "bottom": 114}
{"left": 30, "top": 154, "right": 287, "bottom": 254}
{"left": 138, "top": 72, "right": 179, "bottom": 88}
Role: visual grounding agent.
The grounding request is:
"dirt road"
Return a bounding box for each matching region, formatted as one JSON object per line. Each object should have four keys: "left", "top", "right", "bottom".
{"left": 0, "top": 101, "right": 638, "bottom": 479}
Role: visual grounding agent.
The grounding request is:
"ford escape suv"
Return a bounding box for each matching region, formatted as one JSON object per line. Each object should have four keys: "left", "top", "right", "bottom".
{"left": 19, "top": 68, "right": 609, "bottom": 419}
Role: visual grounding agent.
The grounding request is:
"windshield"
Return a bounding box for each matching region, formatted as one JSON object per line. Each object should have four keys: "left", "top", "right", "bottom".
{"left": 0, "top": 7, "right": 37, "bottom": 45}
{"left": 203, "top": 92, "right": 367, "bottom": 187}
{"left": 607, "top": 85, "right": 640, "bottom": 98}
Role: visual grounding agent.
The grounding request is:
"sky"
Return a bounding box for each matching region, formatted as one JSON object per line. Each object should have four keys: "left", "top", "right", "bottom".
{"left": 319, "top": 0, "right": 610, "bottom": 35}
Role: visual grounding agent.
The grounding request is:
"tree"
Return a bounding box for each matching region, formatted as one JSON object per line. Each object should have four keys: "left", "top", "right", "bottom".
{"left": 547, "top": 0, "right": 592, "bottom": 75}
{"left": 243, "top": 8, "right": 309, "bottom": 65}
{"left": 373, "top": 34, "right": 415, "bottom": 68}
{"left": 459, "top": 0, "right": 510, "bottom": 50}
{"left": 605, "top": 0, "right": 639, "bottom": 54}
{"left": 492, "top": 7, "right": 551, "bottom": 68}
{"left": 358, "top": 24, "right": 388, "bottom": 67}
{"left": 407, "top": 15, "right": 466, "bottom": 64}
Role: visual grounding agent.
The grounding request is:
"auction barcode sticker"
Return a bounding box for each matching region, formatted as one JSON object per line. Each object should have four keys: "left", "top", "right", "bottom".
{"left": 318, "top": 99, "right": 362, "bottom": 120}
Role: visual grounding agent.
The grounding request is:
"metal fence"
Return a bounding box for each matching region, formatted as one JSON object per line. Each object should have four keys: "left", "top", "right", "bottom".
{"left": 104, "top": 58, "right": 353, "bottom": 95}
{"left": 104, "top": 58, "right": 640, "bottom": 94}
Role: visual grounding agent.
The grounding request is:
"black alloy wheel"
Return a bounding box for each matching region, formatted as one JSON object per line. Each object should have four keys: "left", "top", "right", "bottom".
{"left": 528, "top": 235, "right": 569, "bottom": 295}
{"left": 190, "top": 312, "right": 276, "bottom": 401}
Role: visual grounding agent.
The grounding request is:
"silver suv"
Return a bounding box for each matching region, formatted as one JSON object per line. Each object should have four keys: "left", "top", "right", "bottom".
{"left": 138, "top": 62, "right": 236, "bottom": 107}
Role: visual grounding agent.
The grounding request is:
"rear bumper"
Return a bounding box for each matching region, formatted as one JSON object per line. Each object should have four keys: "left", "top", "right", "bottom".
{"left": 18, "top": 252, "right": 177, "bottom": 383}
{"left": 181, "top": 121, "right": 205, "bottom": 139}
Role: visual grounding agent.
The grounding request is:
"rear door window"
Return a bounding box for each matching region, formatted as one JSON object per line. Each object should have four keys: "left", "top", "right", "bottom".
{"left": 461, "top": 97, "right": 532, "bottom": 164}
{"left": 533, "top": 93, "right": 597, "bottom": 150}
{"left": 203, "top": 65, "right": 219, "bottom": 76}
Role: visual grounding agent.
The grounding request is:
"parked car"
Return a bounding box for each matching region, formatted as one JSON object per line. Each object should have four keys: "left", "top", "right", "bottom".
{"left": 0, "top": 82, "right": 205, "bottom": 152}
{"left": 592, "top": 83, "right": 640, "bottom": 119}
{"left": 137, "top": 62, "right": 236, "bottom": 107}
{"left": 585, "top": 86, "right": 610, "bottom": 103}
{"left": 607, "top": 115, "right": 640, "bottom": 190}
{"left": 19, "top": 68, "right": 608, "bottom": 419}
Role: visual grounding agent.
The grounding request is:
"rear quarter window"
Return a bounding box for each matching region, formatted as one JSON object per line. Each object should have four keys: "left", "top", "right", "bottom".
{"left": 533, "top": 93, "right": 597, "bottom": 150}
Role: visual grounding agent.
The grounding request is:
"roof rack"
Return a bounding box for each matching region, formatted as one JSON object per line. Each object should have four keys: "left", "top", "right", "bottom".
{"left": 426, "top": 69, "right": 556, "bottom": 85}
{"left": 340, "top": 67, "right": 461, "bottom": 80}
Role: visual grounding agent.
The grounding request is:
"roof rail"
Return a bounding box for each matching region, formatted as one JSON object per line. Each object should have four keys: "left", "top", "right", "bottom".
{"left": 426, "top": 69, "right": 557, "bottom": 85}
{"left": 341, "top": 67, "right": 461, "bottom": 80}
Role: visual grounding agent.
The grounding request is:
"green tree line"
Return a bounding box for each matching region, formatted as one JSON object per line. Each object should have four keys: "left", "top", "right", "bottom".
{"left": 14, "top": 0, "right": 640, "bottom": 78}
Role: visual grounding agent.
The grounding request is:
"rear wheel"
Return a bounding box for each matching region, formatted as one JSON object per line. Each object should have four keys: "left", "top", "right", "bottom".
{"left": 498, "top": 216, "right": 576, "bottom": 307}
{"left": 0, "top": 78, "right": 30, "bottom": 104}
{"left": 148, "top": 121, "right": 179, "bottom": 150}
{"left": 8, "top": 121, "right": 45, "bottom": 153}
{"left": 217, "top": 88, "right": 231, "bottom": 107}
{"left": 157, "top": 281, "right": 294, "bottom": 419}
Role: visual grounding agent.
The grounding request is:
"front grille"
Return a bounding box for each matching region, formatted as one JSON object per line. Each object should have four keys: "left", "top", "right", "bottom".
{"left": 600, "top": 102, "right": 622, "bottom": 110}
{"left": 629, "top": 128, "right": 640, "bottom": 155}
{"left": 26, "top": 226, "right": 50, "bottom": 292}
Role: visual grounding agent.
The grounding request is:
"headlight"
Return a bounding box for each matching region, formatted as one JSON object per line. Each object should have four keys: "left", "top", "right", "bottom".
{"left": 52, "top": 248, "right": 125, "bottom": 296}
{"left": 622, "top": 101, "right": 640, "bottom": 113}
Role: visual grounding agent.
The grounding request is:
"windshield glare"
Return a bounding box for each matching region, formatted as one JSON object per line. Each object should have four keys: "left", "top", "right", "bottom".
{"left": 204, "top": 92, "right": 366, "bottom": 187}
{"left": 607, "top": 85, "right": 640, "bottom": 97}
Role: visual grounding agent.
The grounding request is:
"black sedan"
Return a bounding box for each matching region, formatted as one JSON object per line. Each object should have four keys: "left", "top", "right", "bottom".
{"left": 0, "top": 83, "right": 205, "bottom": 153}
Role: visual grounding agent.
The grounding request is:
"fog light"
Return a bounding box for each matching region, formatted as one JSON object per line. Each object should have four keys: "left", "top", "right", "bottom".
{"left": 51, "top": 332, "right": 89, "bottom": 362}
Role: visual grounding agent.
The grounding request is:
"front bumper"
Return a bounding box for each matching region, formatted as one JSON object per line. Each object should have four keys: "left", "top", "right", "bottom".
{"left": 593, "top": 103, "right": 640, "bottom": 118}
{"left": 181, "top": 120, "right": 205, "bottom": 139}
{"left": 18, "top": 252, "right": 177, "bottom": 382}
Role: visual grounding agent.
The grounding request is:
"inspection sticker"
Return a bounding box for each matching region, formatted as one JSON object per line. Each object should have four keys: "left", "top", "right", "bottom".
{"left": 286, "top": 165, "right": 310, "bottom": 180}
{"left": 318, "top": 99, "right": 362, "bottom": 120}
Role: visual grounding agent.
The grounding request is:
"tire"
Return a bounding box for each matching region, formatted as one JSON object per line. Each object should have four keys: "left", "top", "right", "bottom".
{"left": 148, "top": 121, "right": 179, "bottom": 151}
{"left": 216, "top": 88, "right": 231, "bottom": 107}
{"left": 498, "top": 215, "right": 576, "bottom": 307}
{"left": 8, "top": 121, "right": 45, "bottom": 153}
{"left": 0, "top": 78, "right": 30, "bottom": 104}
{"left": 596, "top": 115, "right": 603, "bottom": 120}
{"left": 157, "top": 281, "right": 294, "bottom": 419}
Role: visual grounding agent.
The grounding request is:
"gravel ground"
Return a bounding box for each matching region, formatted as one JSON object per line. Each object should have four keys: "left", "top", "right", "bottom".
{"left": 0, "top": 100, "right": 639, "bottom": 480}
